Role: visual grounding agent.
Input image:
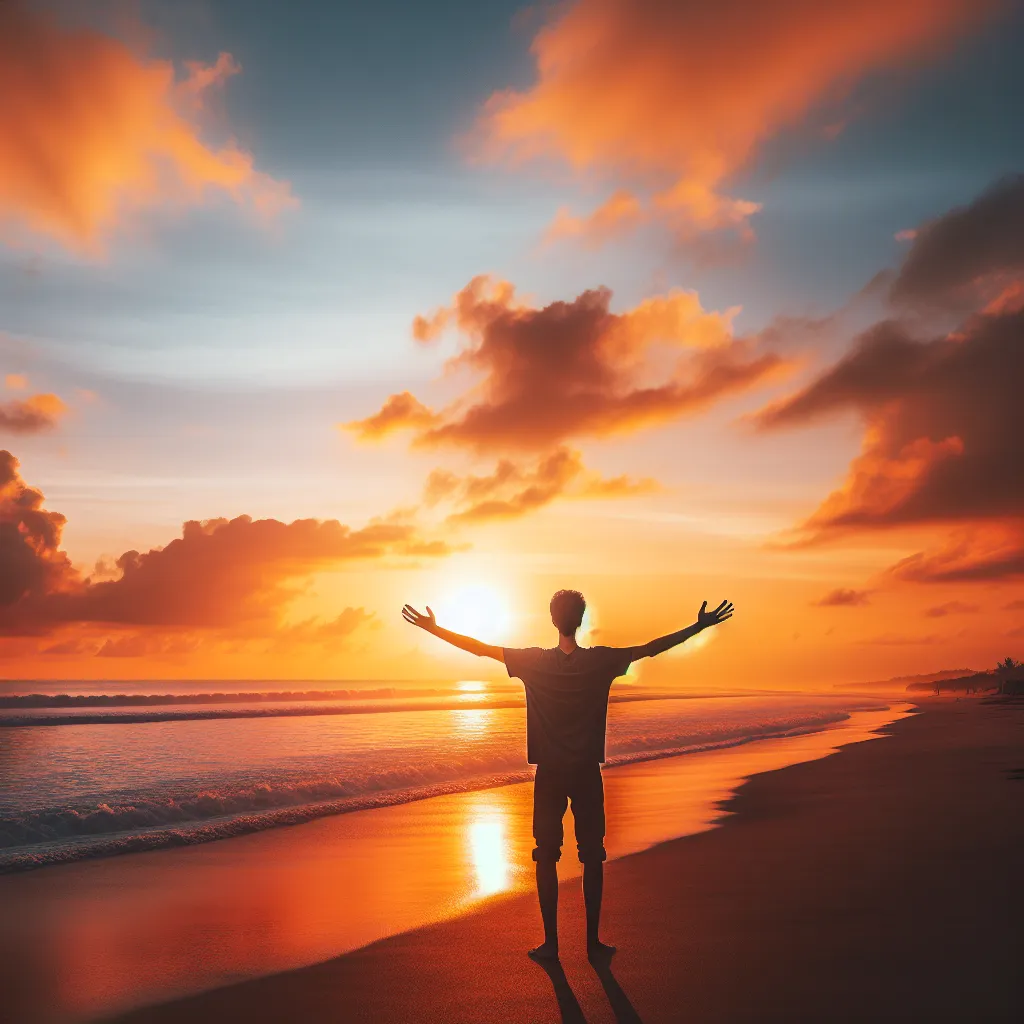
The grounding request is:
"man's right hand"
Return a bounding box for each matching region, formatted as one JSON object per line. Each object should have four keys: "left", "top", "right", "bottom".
{"left": 402, "top": 604, "right": 437, "bottom": 632}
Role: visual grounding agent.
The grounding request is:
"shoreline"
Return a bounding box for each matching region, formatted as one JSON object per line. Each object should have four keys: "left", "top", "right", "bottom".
{"left": 0, "top": 704, "right": 908, "bottom": 1021}
{"left": 0, "top": 701, "right": 878, "bottom": 874}
{"left": 109, "top": 698, "right": 1023, "bottom": 1023}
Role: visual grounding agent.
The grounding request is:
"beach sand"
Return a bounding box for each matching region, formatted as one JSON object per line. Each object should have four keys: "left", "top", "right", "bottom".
{"left": 100, "top": 698, "right": 1022, "bottom": 1023}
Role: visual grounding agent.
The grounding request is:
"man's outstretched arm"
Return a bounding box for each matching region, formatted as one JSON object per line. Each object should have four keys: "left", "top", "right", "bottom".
{"left": 401, "top": 604, "right": 506, "bottom": 663}
{"left": 629, "top": 600, "right": 734, "bottom": 661}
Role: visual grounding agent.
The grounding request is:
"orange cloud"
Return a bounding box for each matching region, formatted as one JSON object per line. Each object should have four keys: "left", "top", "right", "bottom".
{"left": 278, "top": 608, "right": 374, "bottom": 644}
{"left": 424, "top": 447, "right": 658, "bottom": 524}
{"left": 58, "top": 518, "right": 423, "bottom": 630}
{"left": 860, "top": 632, "right": 940, "bottom": 646}
{"left": 346, "top": 391, "right": 437, "bottom": 442}
{"left": 0, "top": 450, "right": 450, "bottom": 639}
{"left": 544, "top": 190, "right": 644, "bottom": 248}
{"left": 477, "top": 0, "right": 994, "bottom": 244}
{"left": 348, "top": 276, "right": 784, "bottom": 452}
{"left": 447, "top": 450, "right": 580, "bottom": 522}
{"left": 0, "top": 1, "right": 294, "bottom": 252}
{"left": 38, "top": 610, "right": 376, "bottom": 661}
{"left": 577, "top": 473, "right": 660, "bottom": 500}
{"left": 0, "top": 393, "right": 66, "bottom": 434}
{"left": 95, "top": 632, "right": 202, "bottom": 659}
{"left": 39, "top": 636, "right": 102, "bottom": 657}
{"left": 4, "top": 374, "right": 28, "bottom": 390}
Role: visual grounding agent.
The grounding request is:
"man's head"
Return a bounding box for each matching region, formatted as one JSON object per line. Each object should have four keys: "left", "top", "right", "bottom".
{"left": 550, "top": 589, "right": 586, "bottom": 637}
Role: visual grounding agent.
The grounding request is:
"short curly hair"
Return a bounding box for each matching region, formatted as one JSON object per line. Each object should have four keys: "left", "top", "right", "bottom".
{"left": 550, "top": 589, "right": 586, "bottom": 636}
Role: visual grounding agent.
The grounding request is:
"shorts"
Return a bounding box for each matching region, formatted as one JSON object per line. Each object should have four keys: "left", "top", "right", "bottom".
{"left": 532, "top": 760, "right": 607, "bottom": 864}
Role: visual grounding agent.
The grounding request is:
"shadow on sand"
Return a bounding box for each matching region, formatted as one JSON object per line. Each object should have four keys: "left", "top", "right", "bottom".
{"left": 533, "top": 954, "right": 646, "bottom": 1023}
{"left": 534, "top": 958, "right": 588, "bottom": 1022}
{"left": 591, "top": 955, "right": 646, "bottom": 1023}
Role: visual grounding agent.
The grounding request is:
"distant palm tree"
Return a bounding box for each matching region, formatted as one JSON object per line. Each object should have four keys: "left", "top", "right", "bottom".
{"left": 996, "top": 657, "right": 1023, "bottom": 695}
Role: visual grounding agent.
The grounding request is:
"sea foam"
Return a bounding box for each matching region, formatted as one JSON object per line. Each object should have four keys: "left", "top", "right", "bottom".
{"left": 0, "top": 697, "right": 864, "bottom": 872}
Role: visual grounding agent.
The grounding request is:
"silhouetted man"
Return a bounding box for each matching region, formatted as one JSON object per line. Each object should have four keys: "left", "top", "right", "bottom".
{"left": 402, "top": 590, "right": 734, "bottom": 961}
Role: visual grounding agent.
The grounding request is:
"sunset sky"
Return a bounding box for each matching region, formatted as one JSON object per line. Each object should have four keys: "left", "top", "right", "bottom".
{"left": 1, "top": 0, "right": 1022, "bottom": 685}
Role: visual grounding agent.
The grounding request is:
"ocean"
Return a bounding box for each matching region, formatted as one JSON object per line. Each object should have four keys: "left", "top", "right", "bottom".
{"left": 0, "top": 679, "right": 889, "bottom": 872}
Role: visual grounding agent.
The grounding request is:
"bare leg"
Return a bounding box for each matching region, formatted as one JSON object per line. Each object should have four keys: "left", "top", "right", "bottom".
{"left": 529, "top": 860, "right": 560, "bottom": 960}
{"left": 584, "top": 861, "right": 616, "bottom": 957}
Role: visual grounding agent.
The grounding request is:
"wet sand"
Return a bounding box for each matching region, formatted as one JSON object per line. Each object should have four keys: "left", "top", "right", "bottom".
{"left": 0, "top": 705, "right": 907, "bottom": 1022}
{"left": 108, "top": 699, "right": 1024, "bottom": 1023}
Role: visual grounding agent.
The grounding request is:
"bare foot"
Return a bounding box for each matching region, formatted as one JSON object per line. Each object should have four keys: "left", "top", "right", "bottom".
{"left": 587, "top": 940, "right": 617, "bottom": 961}
{"left": 528, "top": 942, "right": 560, "bottom": 962}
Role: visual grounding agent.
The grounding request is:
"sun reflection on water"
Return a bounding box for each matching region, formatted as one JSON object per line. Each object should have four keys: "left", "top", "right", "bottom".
{"left": 451, "top": 707, "right": 493, "bottom": 735}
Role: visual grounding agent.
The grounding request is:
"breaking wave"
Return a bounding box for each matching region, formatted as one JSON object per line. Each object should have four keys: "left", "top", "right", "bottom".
{"left": 0, "top": 686, "right": 462, "bottom": 709}
{"left": 0, "top": 708, "right": 855, "bottom": 872}
{"left": 0, "top": 698, "right": 527, "bottom": 727}
{"left": 0, "top": 690, "right": 743, "bottom": 727}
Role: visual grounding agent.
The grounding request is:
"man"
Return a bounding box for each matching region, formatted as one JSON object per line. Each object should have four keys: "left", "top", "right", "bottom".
{"left": 401, "top": 589, "right": 734, "bottom": 961}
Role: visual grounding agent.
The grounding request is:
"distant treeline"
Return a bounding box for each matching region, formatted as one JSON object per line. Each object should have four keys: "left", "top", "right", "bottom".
{"left": 906, "top": 657, "right": 1023, "bottom": 694}
{"left": 906, "top": 672, "right": 999, "bottom": 694}
{"left": 0, "top": 688, "right": 454, "bottom": 709}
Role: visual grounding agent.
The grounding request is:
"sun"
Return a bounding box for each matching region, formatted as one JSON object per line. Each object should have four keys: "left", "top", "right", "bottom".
{"left": 437, "top": 583, "right": 513, "bottom": 643}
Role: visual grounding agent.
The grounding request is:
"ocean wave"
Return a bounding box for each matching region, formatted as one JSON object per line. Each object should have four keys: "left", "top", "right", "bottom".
{"left": 0, "top": 690, "right": 749, "bottom": 727}
{"left": 0, "top": 698, "right": 527, "bottom": 727}
{"left": 0, "top": 686, "right": 465, "bottom": 709}
{"left": 0, "top": 710, "right": 852, "bottom": 872}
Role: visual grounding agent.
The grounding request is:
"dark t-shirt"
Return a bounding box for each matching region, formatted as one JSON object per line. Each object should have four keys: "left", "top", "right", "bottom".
{"left": 504, "top": 646, "right": 633, "bottom": 765}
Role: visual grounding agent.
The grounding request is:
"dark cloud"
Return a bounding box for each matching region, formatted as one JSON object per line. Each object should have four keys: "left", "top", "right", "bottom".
{"left": 0, "top": 450, "right": 75, "bottom": 608}
{"left": 348, "top": 276, "right": 784, "bottom": 453}
{"left": 890, "top": 175, "right": 1024, "bottom": 308}
{"left": 756, "top": 310, "right": 1024, "bottom": 534}
{"left": 889, "top": 532, "right": 1024, "bottom": 583}
{"left": 757, "top": 175, "right": 1024, "bottom": 582}
{"left": 812, "top": 588, "right": 871, "bottom": 607}
{"left": 924, "top": 601, "right": 979, "bottom": 618}
{"left": 755, "top": 320, "right": 934, "bottom": 431}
